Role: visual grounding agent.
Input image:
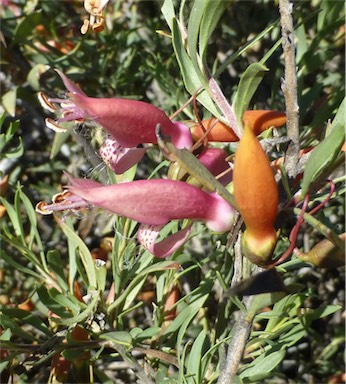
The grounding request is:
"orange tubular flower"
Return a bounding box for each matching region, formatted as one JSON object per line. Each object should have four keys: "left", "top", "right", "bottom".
{"left": 233, "top": 123, "right": 279, "bottom": 266}
{"left": 190, "top": 110, "right": 286, "bottom": 142}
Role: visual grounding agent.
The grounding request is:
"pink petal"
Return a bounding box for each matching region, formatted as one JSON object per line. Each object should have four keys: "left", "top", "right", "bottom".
{"left": 138, "top": 223, "right": 192, "bottom": 258}
{"left": 55, "top": 69, "right": 86, "bottom": 96}
{"left": 197, "top": 148, "right": 232, "bottom": 186}
{"left": 99, "top": 137, "right": 146, "bottom": 173}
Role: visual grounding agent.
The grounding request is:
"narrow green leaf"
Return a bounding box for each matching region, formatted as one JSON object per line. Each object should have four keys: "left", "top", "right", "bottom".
{"left": 301, "top": 98, "right": 345, "bottom": 197}
{"left": 50, "top": 290, "right": 99, "bottom": 326}
{"left": 47, "top": 250, "right": 68, "bottom": 290}
{"left": 107, "top": 260, "right": 180, "bottom": 313}
{"left": 239, "top": 349, "right": 286, "bottom": 379}
{"left": 36, "top": 285, "right": 74, "bottom": 319}
{"left": 278, "top": 322, "right": 306, "bottom": 347}
{"left": 186, "top": 329, "right": 207, "bottom": 383}
{"left": 0, "top": 313, "right": 38, "bottom": 342}
{"left": 18, "top": 188, "right": 47, "bottom": 270}
{"left": 233, "top": 62, "right": 269, "bottom": 125}
{"left": 59, "top": 221, "right": 97, "bottom": 290}
{"left": 1, "top": 88, "right": 17, "bottom": 117}
{"left": 50, "top": 130, "right": 71, "bottom": 159}
{"left": 1, "top": 308, "right": 53, "bottom": 338}
{"left": 99, "top": 331, "right": 133, "bottom": 348}
{"left": 95, "top": 260, "right": 107, "bottom": 292}
{"left": 0, "top": 249, "right": 42, "bottom": 279}
{"left": 133, "top": 326, "right": 161, "bottom": 343}
{"left": 48, "top": 287, "right": 83, "bottom": 314}
{"left": 187, "top": 0, "right": 207, "bottom": 74}
{"left": 161, "top": 0, "right": 176, "bottom": 31}
{"left": 199, "top": 0, "right": 229, "bottom": 63}
{"left": 246, "top": 292, "right": 287, "bottom": 322}
{"left": 171, "top": 18, "right": 220, "bottom": 118}
{"left": 0, "top": 197, "right": 25, "bottom": 240}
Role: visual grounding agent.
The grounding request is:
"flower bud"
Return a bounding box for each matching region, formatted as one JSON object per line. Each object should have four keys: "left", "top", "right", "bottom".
{"left": 295, "top": 234, "right": 345, "bottom": 268}
{"left": 189, "top": 110, "right": 286, "bottom": 142}
{"left": 233, "top": 124, "right": 279, "bottom": 266}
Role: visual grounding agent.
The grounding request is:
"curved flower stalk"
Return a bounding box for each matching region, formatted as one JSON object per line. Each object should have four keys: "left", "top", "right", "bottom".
{"left": 189, "top": 110, "right": 286, "bottom": 142}
{"left": 233, "top": 123, "right": 279, "bottom": 266}
{"left": 38, "top": 70, "right": 192, "bottom": 173}
{"left": 36, "top": 175, "right": 235, "bottom": 258}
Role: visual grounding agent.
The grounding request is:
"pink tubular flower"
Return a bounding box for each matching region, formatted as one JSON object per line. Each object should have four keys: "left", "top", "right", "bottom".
{"left": 197, "top": 148, "right": 232, "bottom": 186}
{"left": 38, "top": 70, "right": 192, "bottom": 173}
{"left": 36, "top": 175, "right": 234, "bottom": 258}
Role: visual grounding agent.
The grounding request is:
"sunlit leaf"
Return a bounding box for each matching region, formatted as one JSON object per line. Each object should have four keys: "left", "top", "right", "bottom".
{"left": 301, "top": 98, "right": 345, "bottom": 197}
{"left": 233, "top": 63, "right": 269, "bottom": 126}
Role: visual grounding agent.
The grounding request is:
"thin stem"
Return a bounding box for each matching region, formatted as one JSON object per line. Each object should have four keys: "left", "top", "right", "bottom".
{"left": 208, "top": 75, "right": 241, "bottom": 138}
{"left": 217, "top": 240, "right": 259, "bottom": 384}
{"left": 279, "top": 0, "right": 300, "bottom": 178}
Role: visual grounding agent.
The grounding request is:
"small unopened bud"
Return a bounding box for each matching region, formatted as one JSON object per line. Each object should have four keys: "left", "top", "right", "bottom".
{"left": 295, "top": 234, "right": 345, "bottom": 268}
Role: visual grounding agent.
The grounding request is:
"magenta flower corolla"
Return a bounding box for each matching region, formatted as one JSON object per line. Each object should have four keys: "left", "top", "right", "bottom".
{"left": 39, "top": 70, "right": 192, "bottom": 173}
{"left": 197, "top": 148, "right": 232, "bottom": 186}
{"left": 36, "top": 174, "right": 235, "bottom": 258}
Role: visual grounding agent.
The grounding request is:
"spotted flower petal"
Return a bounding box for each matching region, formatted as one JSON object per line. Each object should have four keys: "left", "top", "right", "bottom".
{"left": 99, "top": 136, "right": 146, "bottom": 173}
{"left": 138, "top": 223, "right": 192, "bottom": 258}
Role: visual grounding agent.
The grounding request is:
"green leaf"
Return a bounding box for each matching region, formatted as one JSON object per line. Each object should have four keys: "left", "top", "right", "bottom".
{"left": 307, "top": 305, "right": 342, "bottom": 321}
{"left": 50, "top": 291, "right": 100, "bottom": 326}
{"left": 246, "top": 292, "right": 287, "bottom": 321}
{"left": 48, "top": 287, "right": 83, "bottom": 314}
{"left": 186, "top": 329, "right": 207, "bottom": 383}
{"left": 161, "top": 0, "right": 176, "bottom": 31}
{"left": 13, "top": 11, "right": 42, "bottom": 43}
{"left": 199, "top": 0, "right": 229, "bottom": 64}
{"left": 1, "top": 308, "right": 53, "bottom": 338}
{"left": 233, "top": 62, "right": 269, "bottom": 126}
{"left": 239, "top": 349, "right": 286, "bottom": 379}
{"left": 187, "top": 0, "right": 206, "bottom": 75}
{"left": 36, "top": 285, "right": 75, "bottom": 319}
{"left": 171, "top": 18, "right": 220, "bottom": 118}
{"left": 1, "top": 88, "right": 17, "bottom": 117}
{"left": 99, "top": 331, "right": 133, "bottom": 348}
{"left": 0, "top": 249, "right": 42, "bottom": 279}
{"left": 0, "top": 313, "right": 38, "bottom": 342}
{"left": 301, "top": 98, "right": 345, "bottom": 197}
{"left": 0, "top": 197, "right": 25, "bottom": 241}
{"left": 27, "top": 64, "right": 49, "bottom": 91}
{"left": 59, "top": 221, "right": 97, "bottom": 290}
{"left": 95, "top": 259, "right": 107, "bottom": 292}
{"left": 47, "top": 250, "right": 68, "bottom": 291}
{"left": 107, "top": 260, "right": 180, "bottom": 313}
{"left": 133, "top": 326, "right": 161, "bottom": 343}
{"left": 17, "top": 188, "right": 47, "bottom": 270}
{"left": 278, "top": 322, "right": 306, "bottom": 348}
{"left": 50, "top": 129, "right": 71, "bottom": 159}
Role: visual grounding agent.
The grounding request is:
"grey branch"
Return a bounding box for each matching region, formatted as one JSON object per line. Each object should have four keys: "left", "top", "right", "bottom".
{"left": 279, "top": 0, "right": 300, "bottom": 178}
{"left": 217, "top": 239, "right": 261, "bottom": 384}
